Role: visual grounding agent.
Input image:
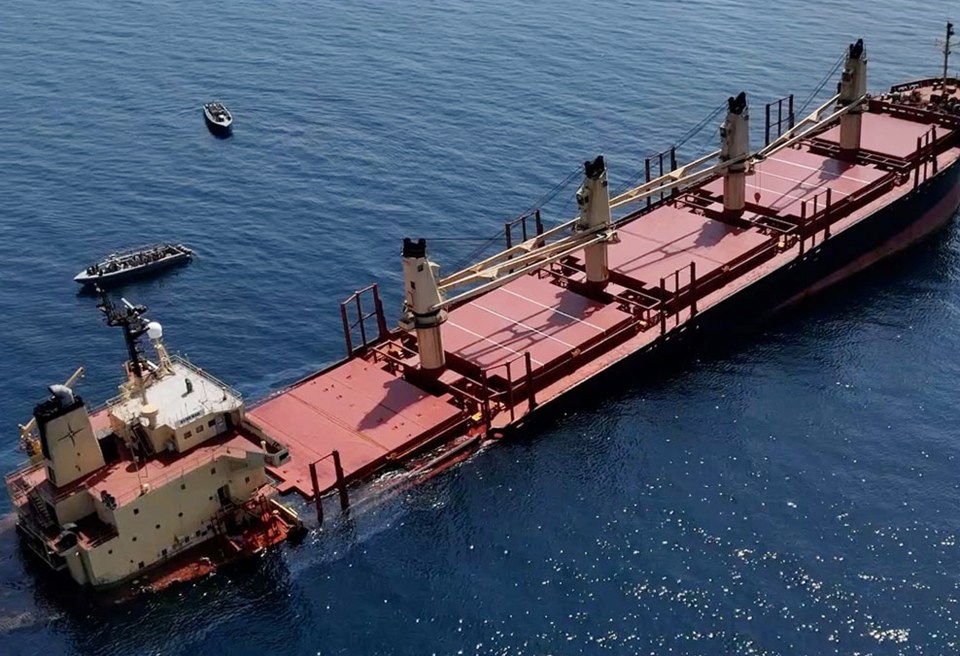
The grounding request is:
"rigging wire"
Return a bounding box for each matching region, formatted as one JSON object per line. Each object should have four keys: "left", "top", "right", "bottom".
{"left": 447, "top": 232, "right": 512, "bottom": 272}
{"left": 796, "top": 49, "right": 848, "bottom": 116}
{"left": 442, "top": 163, "right": 584, "bottom": 272}
{"left": 615, "top": 100, "right": 728, "bottom": 194}
{"left": 519, "top": 165, "right": 584, "bottom": 218}
{"left": 436, "top": 49, "right": 850, "bottom": 274}
{"left": 440, "top": 99, "right": 727, "bottom": 272}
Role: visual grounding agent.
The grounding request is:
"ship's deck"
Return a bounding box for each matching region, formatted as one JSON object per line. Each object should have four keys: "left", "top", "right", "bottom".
{"left": 702, "top": 148, "right": 888, "bottom": 216}
{"left": 444, "top": 274, "right": 634, "bottom": 377}
{"left": 9, "top": 430, "right": 267, "bottom": 511}
{"left": 247, "top": 357, "right": 466, "bottom": 496}
{"left": 232, "top": 88, "right": 960, "bottom": 507}
{"left": 598, "top": 205, "right": 771, "bottom": 286}
{"left": 83, "top": 431, "right": 263, "bottom": 506}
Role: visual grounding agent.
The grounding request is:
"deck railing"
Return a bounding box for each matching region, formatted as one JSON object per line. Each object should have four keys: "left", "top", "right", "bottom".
{"left": 765, "top": 94, "right": 796, "bottom": 146}
{"left": 915, "top": 125, "right": 940, "bottom": 188}
{"left": 478, "top": 352, "right": 537, "bottom": 427}
{"left": 503, "top": 209, "right": 545, "bottom": 250}
{"left": 4, "top": 460, "right": 44, "bottom": 504}
{"left": 340, "top": 284, "right": 389, "bottom": 357}
{"left": 171, "top": 355, "right": 243, "bottom": 401}
{"left": 308, "top": 450, "right": 350, "bottom": 524}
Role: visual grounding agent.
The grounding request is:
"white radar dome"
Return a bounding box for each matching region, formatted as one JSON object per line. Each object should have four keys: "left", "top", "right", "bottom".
{"left": 147, "top": 322, "right": 163, "bottom": 340}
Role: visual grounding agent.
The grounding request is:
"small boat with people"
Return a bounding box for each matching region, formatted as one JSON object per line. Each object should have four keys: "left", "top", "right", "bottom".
{"left": 73, "top": 243, "right": 193, "bottom": 287}
{"left": 202, "top": 101, "right": 233, "bottom": 133}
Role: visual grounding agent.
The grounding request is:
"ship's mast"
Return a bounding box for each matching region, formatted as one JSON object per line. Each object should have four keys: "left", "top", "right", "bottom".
{"left": 943, "top": 22, "right": 955, "bottom": 86}
{"left": 399, "top": 238, "right": 447, "bottom": 373}
{"left": 719, "top": 92, "right": 750, "bottom": 215}
{"left": 97, "top": 288, "right": 150, "bottom": 402}
{"left": 575, "top": 155, "right": 614, "bottom": 291}
{"left": 838, "top": 39, "right": 868, "bottom": 157}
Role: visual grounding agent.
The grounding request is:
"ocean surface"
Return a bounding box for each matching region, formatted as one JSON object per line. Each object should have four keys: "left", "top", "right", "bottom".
{"left": 2, "top": 1, "right": 960, "bottom": 654}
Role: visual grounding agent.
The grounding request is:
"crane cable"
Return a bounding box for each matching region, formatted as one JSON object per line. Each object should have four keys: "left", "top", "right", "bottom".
{"left": 443, "top": 163, "right": 583, "bottom": 271}
{"left": 436, "top": 50, "right": 849, "bottom": 271}
{"left": 615, "top": 100, "right": 729, "bottom": 195}
{"left": 797, "top": 49, "right": 848, "bottom": 116}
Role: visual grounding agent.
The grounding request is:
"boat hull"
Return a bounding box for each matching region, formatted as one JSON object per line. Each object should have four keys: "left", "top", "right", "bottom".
{"left": 703, "top": 159, "right": 960, "bottom": 330}
{"left": 203, "top": 112, "right": 232, "bottom": 134}
{"left": 74, "top": 252, "right": 192, "bottom": 286}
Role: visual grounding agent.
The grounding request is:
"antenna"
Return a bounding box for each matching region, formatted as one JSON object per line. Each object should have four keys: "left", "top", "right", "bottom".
{"left": 96, "top": 286, "right": 150, "bottom": 401}
{"left": 146, "top": 321, "right": 174, "bottom": 376}
{"left": 938, "top": 21, "right": 955, "bottom": 86}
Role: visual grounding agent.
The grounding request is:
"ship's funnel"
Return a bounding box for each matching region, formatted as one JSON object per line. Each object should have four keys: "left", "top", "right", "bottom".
{"left": 33, "top": 389, "right": 105, "bottom": 488}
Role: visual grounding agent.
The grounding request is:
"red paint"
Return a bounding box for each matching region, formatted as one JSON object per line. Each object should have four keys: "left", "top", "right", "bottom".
{"left": 444, "top": 274, "right": 632, "bottom": 376}
{"left": 247, "top": 357, "right": 464, "bottom": 497}
{"left": 776, "top": 174, "right": 960, "bottom": 310}
{"left": 819, "top": 111, "right": 952, "bottom": 159}
{"left": 603, "top": 204, "right": 770, "bottom": 286}
{"left": 704, "top": 148, "right": 886, "bottom": 217}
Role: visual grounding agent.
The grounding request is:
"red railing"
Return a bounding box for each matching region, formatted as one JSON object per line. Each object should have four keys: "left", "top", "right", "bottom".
{"left": 308, "top": 450, "right": 350, "bottom": 525}
{"left": 643, "top": 145, "right": 679, "bottom": 207}
{"left": 915, "top": 125, "right": 940, "bottom": 188}
{"left": 478, "top": 352, "right": 537, "bottom": 428}
{"left": 765, "top": 94, "right": 796, "bottom": 145}
{"left": 340, "top": 284, "right": 389, "bottom": 357}
{"left": 659, "top": 261, "right": 698, "bottom": 334}
{"left": 504, "top": 209, "right": 545, "bottom": 250}
{"left": 798, "top": 187, "right": 835, "bottom": 254}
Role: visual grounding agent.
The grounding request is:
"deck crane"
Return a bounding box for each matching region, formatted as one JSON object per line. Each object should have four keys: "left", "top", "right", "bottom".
{"left": 400, "top": 52, "right": 870, "bottom": 372}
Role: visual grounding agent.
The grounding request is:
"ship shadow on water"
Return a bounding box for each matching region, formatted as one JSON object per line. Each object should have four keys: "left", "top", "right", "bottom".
{"left": 205, "top": 125, "right": 232, "bottom": 140}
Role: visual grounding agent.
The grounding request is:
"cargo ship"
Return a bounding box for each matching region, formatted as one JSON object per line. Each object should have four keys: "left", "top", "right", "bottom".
{"left": 7, "top": 31, "right": 960, "bottom": 594}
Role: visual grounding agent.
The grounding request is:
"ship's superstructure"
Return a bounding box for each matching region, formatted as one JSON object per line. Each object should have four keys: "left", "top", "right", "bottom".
{"left": 8, "top": 29, "right": 960, "bottom": 595}
{"left": 5, "top": 295, "right": 299, "bottom": 590}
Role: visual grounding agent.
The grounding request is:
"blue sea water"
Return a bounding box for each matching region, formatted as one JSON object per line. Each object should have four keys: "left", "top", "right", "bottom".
{"left": 3, "top": 0, "right": 960, "bottom": 653}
